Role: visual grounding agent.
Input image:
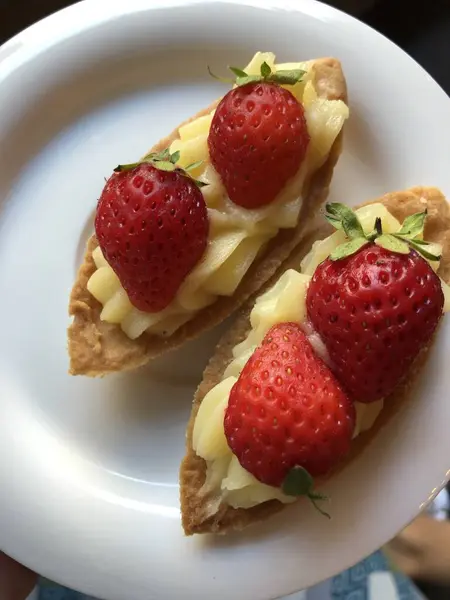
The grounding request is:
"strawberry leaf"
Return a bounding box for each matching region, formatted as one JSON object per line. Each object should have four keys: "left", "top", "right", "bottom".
{"left": 210, "top": 63, "right": 304, "bottom": 88}
{"left": 185, "top": 160, "right": 203, "bottom": 171}
{"left": 236, "top": 74, "right": 264, "bottom": 86}
{"left": 228, "top": 66, "right": 262, "bottom": 86}
{"left": 330, "top": 237, "right": 369, "bottom": 261}
{"left": 322, "top": 202, "right": 438, "bottom": 263}
{"left": 282, "top": 466, "right": 330, "bottom": 519}
{"left": 229, "top": 66, "right": 248, "bottom": 78}
{"left": 143, "top": 149, "right": 170, "bottom": 163}
{"left": 325, "top": 203, "right": 366, "bottom": 240}
{"left": 260, "top": 61, "right": 272, "bottom": 78}
{"left": 325, "top": 203, "right": 346, "bottom": 229}
{"left": 408, "top": 239, "right": 442, "bottom": 255}
{"left": 193, "top": 179, "right": 207, "bottom": 189}
{"left": 114, "top": 162, "right": 139, "bottom": 172}
{"left": 114, "top": 147, "right": 180, "bottom": 171}
{"left": 267, "top": 69, "right": 305, "bottom": 86}
{"left": 169, "top": 150, "right": 181, "bottom": 164}
{"left": 375, "top": 234, "right": 410, "bottom": 255}
{"left": 207, "top": 65, "right": 234, "bottom": 84}
{"left": 395, "top": 210, "right": 427, "bottom": 240}
{"left": 325, "top": 214, "right": 343, "bottom": 230}
{"left": 342, "top": 214, "right": 365, "bottom": 240}
{"left": 153, "top": 161, "right": 176, "bottom": 172}
{"left": 282, "top": 466, "right": 314, "bottom": 496}
{"left": 408, "top": 239, "right": 442, "bottom": 261}
{"left": 113, "top": 149, "right": 203, "bottom": 187}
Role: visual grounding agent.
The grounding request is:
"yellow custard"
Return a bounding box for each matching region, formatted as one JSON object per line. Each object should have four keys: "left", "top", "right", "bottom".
{"left": 87, "top": 52, "right": 349, "bottom": 339}
{"left": 193, "top": 203, "right": 450, "bottom": 511}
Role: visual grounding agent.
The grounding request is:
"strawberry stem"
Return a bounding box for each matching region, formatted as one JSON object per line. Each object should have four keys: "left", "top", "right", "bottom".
{"left": 324, "top": 203, "right": 441, "bottom": 262}
{"left": 367, "top": 216, "right": 382, "bottom": 242}
{"left": 375, "top": 216, "right": 382, "bottom": 236}
{"left": 208, "top": 61, "right": 305, "bottom": 88}
{"left": 112, "top": 149, "right": 206, "bottom": 188}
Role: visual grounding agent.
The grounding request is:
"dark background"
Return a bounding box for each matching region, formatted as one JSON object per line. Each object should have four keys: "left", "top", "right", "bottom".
{"left": 1, "top": 0, "right": 450, "bottom": 99}
{"left": 0, "top": 0, "right": 449, "bottom": 87}
{"left": 1, "top": 1, "right": 450, "bottom": 599}
{"left": 1, "top": 0, "right": 450, "bottom": 92}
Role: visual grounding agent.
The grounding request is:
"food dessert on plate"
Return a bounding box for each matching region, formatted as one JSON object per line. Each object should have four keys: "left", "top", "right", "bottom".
{"left": 180, "top": 187, "right": 450, "bottom": 535}
{"left": 68, "top": 51, "right": 348, "bottom": 376}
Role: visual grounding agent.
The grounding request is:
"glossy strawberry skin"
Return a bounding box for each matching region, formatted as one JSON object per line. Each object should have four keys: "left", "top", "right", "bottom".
{"left": 208, "top": 82, "right": 310, "bottom": 209}
{"left": 224, "top": 323, "right": 355, "bottom": 487}
{"left": 95, "top": 163, "right": 208, "bottom": 313}
{"left": 306, "top": 244, "right": 444, "bottom": 403}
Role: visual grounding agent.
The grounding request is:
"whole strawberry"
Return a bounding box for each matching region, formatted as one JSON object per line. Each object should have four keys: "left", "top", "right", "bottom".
{"left": 95, "top": 151, "right": 208, "bottom": 313}
{"left": 208, "top": 62, "right": 310, "bottom": 209}
{"left": 307, "top": 204, "right": 444, "bottom": 403}
{"left": 224, "top": 323, "right": 355, "bottom": 497}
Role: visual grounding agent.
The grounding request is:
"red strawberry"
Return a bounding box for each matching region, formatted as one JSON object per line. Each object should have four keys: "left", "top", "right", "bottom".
{"left": 95, "top": 156, "right": 208, "bottom": 313}
{"left": 208, "top": 63, "right": 310, "bottom": 209}
{"left": 224, "top": 323, "right": 355, "bottom": 489}
{"left": 306, "top": 205, "right": 444, "bottom": 404}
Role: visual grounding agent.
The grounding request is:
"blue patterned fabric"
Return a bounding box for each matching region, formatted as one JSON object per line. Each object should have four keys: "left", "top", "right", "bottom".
{"left": 331, "top": 550, "right": 388, "bottom": 598}
{"left": 330, "top": 551, "right": 422, "bottom": 600}
{"left": 39, "top": 580, "right": 92, "bottom": 600}
{"left": 37, "top": 551, "right": 423, "bottom": 600}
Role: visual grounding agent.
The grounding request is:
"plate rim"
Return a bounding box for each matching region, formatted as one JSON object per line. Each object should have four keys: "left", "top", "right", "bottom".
{"left": 2, "top": 1, "right": 450, "bottom": 598}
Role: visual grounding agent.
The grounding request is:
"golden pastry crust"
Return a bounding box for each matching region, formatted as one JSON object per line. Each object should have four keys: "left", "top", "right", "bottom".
{"left": 180, "top": 187, "right": 450, "bottom": 535}
{"left": 68, "top": 58, "right": 347, "bottom": 376}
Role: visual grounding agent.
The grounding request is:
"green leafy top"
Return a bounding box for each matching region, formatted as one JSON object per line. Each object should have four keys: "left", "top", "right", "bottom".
{"left": 114, "top": 149, "right": 205, "bottom": 187}
{"left": 324, "top": 203, "right": 441, "bottom": 262}
{"left": 282, "top": 466, "right": 330, "bottom": 518}
{"left": 208, "top": 61, "right": 305, "bottom": 88}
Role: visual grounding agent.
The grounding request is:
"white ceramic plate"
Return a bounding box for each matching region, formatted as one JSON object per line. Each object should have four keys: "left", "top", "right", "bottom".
{"left": 1, "top": 1, "right": 450, "bottom": 599}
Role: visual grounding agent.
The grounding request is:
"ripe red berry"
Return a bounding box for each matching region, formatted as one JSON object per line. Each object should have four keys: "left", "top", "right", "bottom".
{"left": 208, "top": 82, "right": 309, "bottom": 209}
{"left": 224, "top": 322, "right": 355, "bottom": 487}
{"left": 95, "top": 163, "right": 209, "bottom": 312}
{"left": 307, "top": 244, "right": 444, "bottom": 403}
